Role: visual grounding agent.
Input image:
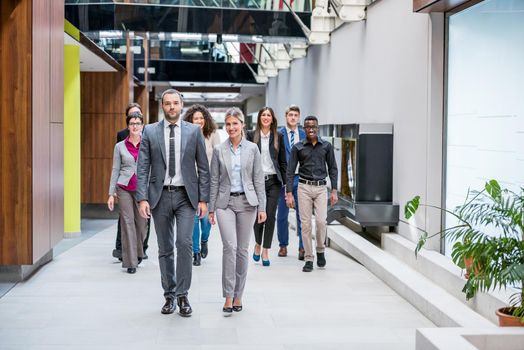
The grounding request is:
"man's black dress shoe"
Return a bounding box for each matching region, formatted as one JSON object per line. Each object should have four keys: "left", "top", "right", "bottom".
{"left": 161, "top": 298, "right": 175, "bottom": 314}
{"left": 222, "top": 307, "right": 233, "bottom": 317}
{"left": 302, "top": 261, "right": 313, "bottom": 272}
{"left": 316, "top": 252, "right": 326, "bottom": 267}
{"left": 298, "top": 248, "right": 305, "bottom": 261}
{"left": 233, "top": 305, "right": 243, "bottom": 312}
{"left": 177, "top": 295, "right": 193, "bottom": 317}
{"left": 127, "top": 268, "right": 136, "bottom": 274}
{"left": 201, "top": 240, "right": 208, "bottom": 259}
{"left": 193, "top": 253, "right": 201, "bottom": 266}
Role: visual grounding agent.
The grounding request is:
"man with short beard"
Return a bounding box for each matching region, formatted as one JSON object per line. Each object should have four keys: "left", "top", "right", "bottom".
{"left": 136, "top": 89, "right": 210, "bottom": 317}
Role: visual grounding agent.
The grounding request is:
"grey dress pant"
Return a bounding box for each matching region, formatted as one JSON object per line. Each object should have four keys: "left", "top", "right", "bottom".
{"left": 152, "top": 187, "right": 196, "bottom": 299}
{"left": 216, "top": 194, "right": 257, "bottom": 299}
{"left": 116, "top": 187, "right": 147, "bottom": 268}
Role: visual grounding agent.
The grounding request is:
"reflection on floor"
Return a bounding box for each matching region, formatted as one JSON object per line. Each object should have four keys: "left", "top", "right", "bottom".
{"left": 0, "top": 219, "right": 434, "bottom": 349}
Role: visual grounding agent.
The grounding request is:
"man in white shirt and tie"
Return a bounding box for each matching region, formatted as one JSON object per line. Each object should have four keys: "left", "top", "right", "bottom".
{"left": 136, "top": 89, "right": 209, "bottom": 317}
{"left": 276, "top": 105, "right": 306, "bottom": 260}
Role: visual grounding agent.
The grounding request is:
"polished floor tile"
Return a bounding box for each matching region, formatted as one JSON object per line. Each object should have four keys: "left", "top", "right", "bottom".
{"left": 0, "top": 219, "right": 434, "bottom": 349}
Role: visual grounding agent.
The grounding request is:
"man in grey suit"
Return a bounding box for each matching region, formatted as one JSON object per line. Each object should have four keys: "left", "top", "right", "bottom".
{"left": 137, "top": 89, "right": 210, "bottom": 317}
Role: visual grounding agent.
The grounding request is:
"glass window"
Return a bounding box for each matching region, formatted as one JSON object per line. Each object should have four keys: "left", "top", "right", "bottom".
{"left": 445, "top": 0, "right": 524, "bottom": 254}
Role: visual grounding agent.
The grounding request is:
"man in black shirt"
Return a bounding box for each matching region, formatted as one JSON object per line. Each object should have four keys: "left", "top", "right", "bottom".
{"left": 286, "top": 116, "right": 338, "bottom": 272}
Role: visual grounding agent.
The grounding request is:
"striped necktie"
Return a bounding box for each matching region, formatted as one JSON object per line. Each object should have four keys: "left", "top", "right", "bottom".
{"left": 290, "top": 130, "right": 295, "bottom": 146}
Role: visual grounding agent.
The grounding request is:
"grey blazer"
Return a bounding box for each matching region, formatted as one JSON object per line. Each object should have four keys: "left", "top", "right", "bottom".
{"left": 209, "top": 138, "right": 266, "bottom": 213}
{"left": 136, "top": 119, "right": 210, "bottom": 210}
{"left": 108, "top": 141, "right": 137, "bottom": 195}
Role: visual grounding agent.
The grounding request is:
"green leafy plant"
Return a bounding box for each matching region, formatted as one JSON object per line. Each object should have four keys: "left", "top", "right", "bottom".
{"left": 405, "top": 180, "right": 524, "bottom": 323}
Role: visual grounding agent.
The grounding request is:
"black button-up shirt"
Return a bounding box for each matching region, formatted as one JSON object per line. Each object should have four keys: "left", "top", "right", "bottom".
{"left": 286, "top": 137, "right": 338, "bottom": 192}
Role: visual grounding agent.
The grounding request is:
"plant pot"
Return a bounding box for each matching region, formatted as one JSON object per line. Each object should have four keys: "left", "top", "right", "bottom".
{"left": 496, "top": 308, "right": 524, "bottom": 327}
{"left": 464, "top": 256, "right": 473, "bottom": 279}
{"left": 463, "top": 256, "right": 481, "bottom": 279}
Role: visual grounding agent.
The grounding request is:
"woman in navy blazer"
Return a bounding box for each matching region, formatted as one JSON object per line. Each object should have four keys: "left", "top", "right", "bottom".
{"left": 246, "top": 107, "right": 287, "bottom": 266}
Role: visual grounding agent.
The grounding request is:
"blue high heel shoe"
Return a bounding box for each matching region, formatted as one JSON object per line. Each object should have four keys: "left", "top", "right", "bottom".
{"left": 253, "top": 252, "right": 260, "bottom": 262}
{"left": 262, "top": 259, "right": 270, "bottom": 266}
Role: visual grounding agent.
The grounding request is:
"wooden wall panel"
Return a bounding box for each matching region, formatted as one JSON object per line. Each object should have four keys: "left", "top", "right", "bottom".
{"left": 32, "top": 0, "right": 52, "bottom": 262}
{"left": 50, "top": 123, "right": 64, "bottom": 247}
{"left": 81, "top": 72, "right": 128, "bottom": 204}
{"left": 0, "top": 0, "right": 33, "bottom": 265}
{"left": 0, "top": 0, "right": 64, "bottom": 265}
{"left": 81, "top": 72, "right": 128, "bottom": 114}
{"left": 49, "top": 0, "right": 64, "bottom": 245}
{"left": 50, "top": 0, "right": 64, "bottom": 123}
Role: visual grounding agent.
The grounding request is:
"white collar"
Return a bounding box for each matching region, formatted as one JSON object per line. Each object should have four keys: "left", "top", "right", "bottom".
{"left": 164, "top": 119, "right": 180, "bottom": 129}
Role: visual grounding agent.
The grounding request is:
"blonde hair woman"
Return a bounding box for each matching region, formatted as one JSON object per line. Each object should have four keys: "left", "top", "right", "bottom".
{"left": 208, "top": 107, "right": 267, "bottom": 316}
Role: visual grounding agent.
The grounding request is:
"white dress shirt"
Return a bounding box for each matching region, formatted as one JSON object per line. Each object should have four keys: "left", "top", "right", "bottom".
{"left": 260, "top": 131, "right": 277, "bottom": 175}
{"left": 163, "top": 119, "right": 184, "bottom": 186}
{"left": 229, "top": 141, "right": 243, "bottom": 193}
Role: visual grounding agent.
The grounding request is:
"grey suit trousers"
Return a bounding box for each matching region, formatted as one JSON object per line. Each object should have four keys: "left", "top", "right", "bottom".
{"left": 216, "top": 194, "right": 257, "bottom": 299}
{"left": 116, "top": 187, "right": 147, "bottom": 269}
{"left": 152, "top": 187, "right": 196, "bottom": 299}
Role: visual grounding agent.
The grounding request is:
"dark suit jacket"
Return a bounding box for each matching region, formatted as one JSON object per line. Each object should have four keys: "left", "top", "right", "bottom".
{"left": 246, "top": 130, "right": 287, "bottom": 185}
{"left": 136, "top": 119, "right": 210, "bottom": 210}
{"left": 116, "top": 128, "right": 129, "bottom": 143}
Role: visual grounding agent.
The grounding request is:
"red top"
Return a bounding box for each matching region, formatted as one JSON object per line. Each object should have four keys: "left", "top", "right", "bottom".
{"left": 118, "top": 136, "right": 140, "bottom": 192}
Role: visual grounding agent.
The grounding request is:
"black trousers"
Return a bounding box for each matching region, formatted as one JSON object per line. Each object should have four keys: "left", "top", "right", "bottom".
{"left": 253, "top": 177, "right": 281, "bottom": 249}
{"left": 116, "top": 216, "right": 151, "bottom": 253}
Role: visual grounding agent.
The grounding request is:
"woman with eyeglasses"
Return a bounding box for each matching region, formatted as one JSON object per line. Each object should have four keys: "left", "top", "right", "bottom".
{"left": 246, "top": 107, "right": 287, "bottom": 266}
{"left": 183, "top": 104, "right": 221, "bottom": 266}
{"left": 107, "top": 111, "right": 148, "bottom": 274}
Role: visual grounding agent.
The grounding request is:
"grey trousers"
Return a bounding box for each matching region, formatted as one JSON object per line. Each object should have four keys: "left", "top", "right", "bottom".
{"left": 297, "top": 183, "right": 328, "bottom": 262}
{"left": 117, "top": 187, "right": 147, "bottom": 268}
{"left": 216, "top": 194, "right": 257, "bottom": 299}
{"left": 152, "top": 188, "right": 196, "bottom": 299}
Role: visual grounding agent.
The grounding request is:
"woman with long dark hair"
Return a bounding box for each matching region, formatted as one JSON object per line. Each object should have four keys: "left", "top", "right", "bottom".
{"left": 246, "top": 107, "right": 287, "bottom": 266}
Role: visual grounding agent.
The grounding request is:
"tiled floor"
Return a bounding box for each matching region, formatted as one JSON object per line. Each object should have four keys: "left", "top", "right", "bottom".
{"left": 0, "top": 219, "right": 434, "bottom": 349}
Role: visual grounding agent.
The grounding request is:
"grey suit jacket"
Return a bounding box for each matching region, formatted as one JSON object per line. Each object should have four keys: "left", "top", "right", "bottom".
{"left": 136, "top": 119, "right": 210, "bottom": 210}
{"left": 108, "top": 140, "right": 137, "bottom": 195}
{"left": 209, "top": 138, "right": 266, "bottom": 213}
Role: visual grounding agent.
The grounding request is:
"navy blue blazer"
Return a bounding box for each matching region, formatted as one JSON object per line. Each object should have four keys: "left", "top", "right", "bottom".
{"left": 278, "top": 126, "right": 306, "bottom": 162}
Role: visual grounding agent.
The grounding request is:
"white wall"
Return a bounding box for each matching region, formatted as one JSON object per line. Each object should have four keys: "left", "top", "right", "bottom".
{"left": 266, "top": 0, "right": 445, "bottom": 248}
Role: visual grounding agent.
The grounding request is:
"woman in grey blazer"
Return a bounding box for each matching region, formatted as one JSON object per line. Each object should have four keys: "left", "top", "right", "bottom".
{"left": 208, "top": 107, "right": 267, "bottom": 316}
{"left": 107, "top": 112, "right": 147, "bottom": 274}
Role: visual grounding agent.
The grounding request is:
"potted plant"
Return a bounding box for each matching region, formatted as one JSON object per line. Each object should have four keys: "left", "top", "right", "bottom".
{"left": 404, "top": 179, "right": 524, "bottom": 326}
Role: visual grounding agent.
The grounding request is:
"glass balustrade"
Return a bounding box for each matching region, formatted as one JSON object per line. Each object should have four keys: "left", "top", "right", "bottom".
{"left": 65, "top": 0, "right": 312, "bottom": 12}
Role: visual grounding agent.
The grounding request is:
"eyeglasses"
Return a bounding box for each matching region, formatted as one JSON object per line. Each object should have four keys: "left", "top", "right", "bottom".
{"left": 129, "top": 122, "right": 143, "bottom": 127}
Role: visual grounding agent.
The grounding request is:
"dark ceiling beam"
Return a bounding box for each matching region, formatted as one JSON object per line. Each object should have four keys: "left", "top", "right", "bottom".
{"left": 79, "top": 32, "right": 125, "bottom": 72}
{"left": 413, "top": 0, "right": 482, "bottom": 13}
{"left": 172, "top": 86, "right": 242, "bottom": 93}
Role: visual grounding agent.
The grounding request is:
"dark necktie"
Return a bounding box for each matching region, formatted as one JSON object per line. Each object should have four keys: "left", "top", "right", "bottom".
{"left": 290, "top": 130, "right": 295, "bottom": 146}
{"left": 169, "top": 124, "right": 176, "bottom": 178}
